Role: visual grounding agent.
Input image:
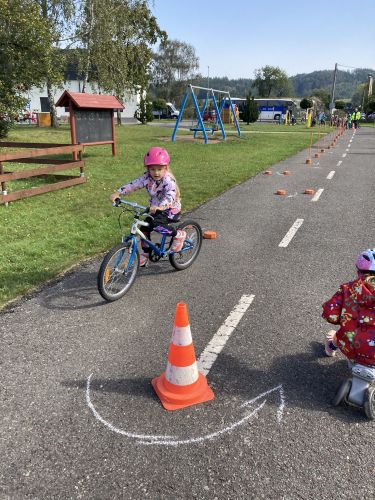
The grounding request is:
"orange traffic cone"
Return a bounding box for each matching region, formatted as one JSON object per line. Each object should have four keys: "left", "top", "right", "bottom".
{"left": 151, "top": 302, "right": 214, "bottom": 411}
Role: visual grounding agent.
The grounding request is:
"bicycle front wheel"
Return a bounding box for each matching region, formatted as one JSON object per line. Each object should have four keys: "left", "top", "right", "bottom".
{"left": 97, "top": 242, "right": 139, "bottom": 301}
{"left": 169, "top": 220, "right": 202, "bottom": 270}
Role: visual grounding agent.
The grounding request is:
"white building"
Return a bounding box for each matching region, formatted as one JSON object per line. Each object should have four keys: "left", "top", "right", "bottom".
{"left": 23, "top": 80, "right": 140, "bottom": 122}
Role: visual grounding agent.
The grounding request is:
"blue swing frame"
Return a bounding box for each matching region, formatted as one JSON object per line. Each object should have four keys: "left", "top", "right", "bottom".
{"left": 171, "top": 84, "right": 241, "bottom": 145}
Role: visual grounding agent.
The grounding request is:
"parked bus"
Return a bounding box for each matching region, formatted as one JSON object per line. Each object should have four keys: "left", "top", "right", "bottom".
{"left": 254, "top": 98, "right": 298, "bottom": 121}
{"left": 231, "top": 97, "right": 299, "bottom": 122}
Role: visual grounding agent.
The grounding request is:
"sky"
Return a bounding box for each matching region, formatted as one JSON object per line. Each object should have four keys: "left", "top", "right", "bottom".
{"left": 150, "top": 0, "right": 375, "bottom": 79}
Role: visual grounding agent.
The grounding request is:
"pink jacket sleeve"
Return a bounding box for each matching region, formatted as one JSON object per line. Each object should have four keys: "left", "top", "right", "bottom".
{"left": 118, "top": 174, "right": 147, "bottom": 195}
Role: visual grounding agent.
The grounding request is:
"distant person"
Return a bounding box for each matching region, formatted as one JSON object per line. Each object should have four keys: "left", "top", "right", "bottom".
{"left": 346, "top": 112, "right": 352, "bottom": 129}
{"left": 319, "top": 111, "right": 326, "bottom": 125}
{"left": 322, "top": 249, "right": 375, "bottom": 365}
{"left": 291, "top": 114, "right": 296, "bottom": 125}
{"left": 110, "top": 147, "right": 185, "bottom": 267}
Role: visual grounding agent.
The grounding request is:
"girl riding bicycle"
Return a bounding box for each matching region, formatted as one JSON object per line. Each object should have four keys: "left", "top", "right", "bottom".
{"left": 110, "top": 147, "right": 186, "bottom": 267}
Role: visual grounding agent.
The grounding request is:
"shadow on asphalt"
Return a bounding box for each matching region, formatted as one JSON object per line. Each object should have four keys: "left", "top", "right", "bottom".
{"left": 63, "top": 341, "right": 368, "bottom": 423}
{"left": 40, "top": 262, "right": 176, "bottom": 311}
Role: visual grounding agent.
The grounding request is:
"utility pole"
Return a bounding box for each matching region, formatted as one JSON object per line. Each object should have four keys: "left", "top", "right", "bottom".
{"left": 329, "top": 63, "right": 338, "bottom": 113}
{"left": 207, "top": 66, "right": 210, "bottom": 89}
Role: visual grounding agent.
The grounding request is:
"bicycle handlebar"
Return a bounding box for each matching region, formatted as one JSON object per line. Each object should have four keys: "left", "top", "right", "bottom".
{"left": 113, "top": 198, "right": 148, "bottom": 212}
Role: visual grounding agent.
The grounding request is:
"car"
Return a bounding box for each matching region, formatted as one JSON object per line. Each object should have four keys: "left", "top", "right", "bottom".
{"left": 367, "top": 112, "right": 375, "bottom": 120}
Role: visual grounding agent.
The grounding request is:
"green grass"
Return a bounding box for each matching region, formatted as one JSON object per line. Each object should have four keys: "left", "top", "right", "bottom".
{"left": 0, "top": 122, "right": 332, "bottom": 309}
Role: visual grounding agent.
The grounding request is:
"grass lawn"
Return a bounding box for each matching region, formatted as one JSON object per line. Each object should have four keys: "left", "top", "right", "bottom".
{"left": 0, "top": 121, "right": 333, "bottom": 310}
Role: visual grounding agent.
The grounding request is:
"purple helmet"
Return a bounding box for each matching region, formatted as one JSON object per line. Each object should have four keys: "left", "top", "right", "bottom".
{"left": 356, "top": 249, "right": 375, "bottom": 272}
{"left": 144, "top": 147, "right": 170, "bottom": 167}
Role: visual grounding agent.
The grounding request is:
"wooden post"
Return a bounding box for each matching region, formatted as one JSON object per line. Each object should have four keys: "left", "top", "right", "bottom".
{"left": 0, "top": 162, "right": 5, "bottom": 194}
{"left": 69, "top": 102, "right": 78, "bottom": 160}
{"left": 111, "top": 111, "right": 116, "bottom": 156}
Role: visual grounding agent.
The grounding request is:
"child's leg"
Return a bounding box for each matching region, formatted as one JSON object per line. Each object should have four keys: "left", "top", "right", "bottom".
{"left": 325, "top": 330, "right": 338, "bottom": 357}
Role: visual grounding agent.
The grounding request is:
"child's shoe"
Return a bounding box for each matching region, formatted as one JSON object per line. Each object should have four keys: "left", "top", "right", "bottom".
{"left": 139, "top": 253, "right": 149, "bottom": 267}
{"left": 171, "top": 230, "right": 186, "bottom": 253}
{"left": 325, "top": 331, "right": 338, "bottom": 357}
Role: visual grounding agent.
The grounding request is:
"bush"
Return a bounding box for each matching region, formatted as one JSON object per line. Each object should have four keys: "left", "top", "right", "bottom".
{"left": 300, "top": 98, "right": 313, "bottom": 109}
{"left": 0, "top": 119, "right": 13, "bottom": 138}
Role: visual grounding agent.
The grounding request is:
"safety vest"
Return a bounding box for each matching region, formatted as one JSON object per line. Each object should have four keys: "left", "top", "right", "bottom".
{"left": 351, "top": 112, "right": 356, "bottom": 120}
{"left": 355, "top": 111, "right": 361, "bottom": 120}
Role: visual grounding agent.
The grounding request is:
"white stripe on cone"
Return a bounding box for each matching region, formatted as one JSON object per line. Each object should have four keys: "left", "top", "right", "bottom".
{"left": 171, "top": 325, "right": 192, "bottom": 346}
{"left": 165, "top": 362, "right": 199, "bottom": 386}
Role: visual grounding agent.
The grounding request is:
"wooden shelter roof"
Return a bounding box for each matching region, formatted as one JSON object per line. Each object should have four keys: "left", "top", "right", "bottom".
{"left": 55, "top": 91, "right": 124, "bottom": 110}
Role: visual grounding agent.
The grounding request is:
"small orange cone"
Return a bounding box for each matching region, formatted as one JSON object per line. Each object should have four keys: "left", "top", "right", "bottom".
{"left": 263, "top": 170, "right": 272, "bottom": 175}
{"left": 282, "top": 170, "right": 291, "bottom": 175}
{"left": 305, "top": 158, "right": 312, "bottom": 165}
{"left": 304, "top": 188, "right": 315, "bottom": 195}
{"left": 203, "top": 230, "right": 217, "bottom": 239}
{"left": 275, "top": 189, "right": 286, "bottom": 196}
{"left": 152, "top": 302, "right": 214, "bottom": 411}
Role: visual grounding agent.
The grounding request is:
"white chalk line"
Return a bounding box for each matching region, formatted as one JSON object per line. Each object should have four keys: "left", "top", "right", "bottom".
{"left": 139, "top": 401, "right": 267, "bottom": 446}
{"left": 198, "top": 294, "right": 255, "bottom": 376}
{"left": 278, "top": 218, "right": 304, "bottom": 247}
{"left": 336, "top": 160, "right": 342, "bottom": 166}
{"left": 326, "top": 171, "right": 335, "bottom": 179}
{"left": 345, "top": 148, "right": 349, "bottom": 152}
{"left": 241, "top": 384, "right": 286, "bottom": 423}
{"left": 311, "top": 188, "right": 324, "bottom": 202}
{"left": 342, "top": 153, "right": 347, "bottom": 157}
{"left": 86, "top": 374, "right": 175, "bottom": 441}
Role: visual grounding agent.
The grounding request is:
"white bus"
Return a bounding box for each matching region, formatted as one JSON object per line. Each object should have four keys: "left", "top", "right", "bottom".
{"left": 231, "top": 97, "right": 299, "bottom": 122}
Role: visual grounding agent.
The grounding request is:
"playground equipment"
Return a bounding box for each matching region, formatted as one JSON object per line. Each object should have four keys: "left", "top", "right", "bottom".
{"left": 171, "top": 84, "right": 240, "bottom": 144}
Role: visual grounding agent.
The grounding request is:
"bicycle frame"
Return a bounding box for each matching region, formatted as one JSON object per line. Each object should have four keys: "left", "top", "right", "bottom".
{"left": 116, "top": 205, "right": 193, "bottom": 274}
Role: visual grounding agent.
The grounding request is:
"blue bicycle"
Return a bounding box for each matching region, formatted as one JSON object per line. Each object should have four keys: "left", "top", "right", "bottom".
{"left": 97, "top": 199, "right": 203, "bottom": 301}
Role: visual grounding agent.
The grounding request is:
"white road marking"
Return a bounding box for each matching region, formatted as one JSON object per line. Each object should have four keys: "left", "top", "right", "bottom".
{"left": 311, "top": 188, "right": 324, "bottom": 202}
{"left": 342, "top": 153, "right": 347, "bottom": 157}
{"left": 347, "top": 144, "right": 351, "bottom": 148}
{"left": 345, "top": 148, "right": 349, "bottom": 152}
{"left": 336, "top": 160, "right": 342, "bottom": 166}
{"left": 327, "top": 171, "right": 335, "bottom": 179}
{"left": 278, "top": 218, "right": 304, "bottom": 248}
{"left": 198, "top": 294, "right": 255, "bottom": 376}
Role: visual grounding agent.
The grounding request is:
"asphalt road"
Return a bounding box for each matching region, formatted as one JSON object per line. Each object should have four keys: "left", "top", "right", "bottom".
{"left": 1, "top": 126, "right": 375, "bottom": 499}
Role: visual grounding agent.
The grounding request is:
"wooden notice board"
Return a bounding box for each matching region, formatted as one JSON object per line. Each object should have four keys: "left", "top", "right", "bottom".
{"left": 75, "top": 109, "right": 113, "bottom": 144}
{"left": 55, "top": 91, "right": 124, "bottom": 157}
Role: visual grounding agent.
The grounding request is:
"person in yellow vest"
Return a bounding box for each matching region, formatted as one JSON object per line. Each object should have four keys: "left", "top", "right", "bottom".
{"left": 352, "top": 107, "right": 361, "bottom": 129}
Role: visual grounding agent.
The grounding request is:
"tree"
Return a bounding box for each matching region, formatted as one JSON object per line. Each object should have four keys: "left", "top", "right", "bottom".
{"left": 335, "top": 100, "right": 345, "bottom": 110}
{"left": 242, "top": 93, "right": 259, "bottom": 124}
{"left": 300, "top": 98, "right": 313, "bottom": 110}
{"left": 252, "top": 66, "right": 292, "bottom": 97}
{"left": 37, "top": 0, "right": 76, "bottom": 128}
{"left": 134, "top": 91, "right": 153, "bottom": 124}
{"left": 310, "top": 88, "right": 330, "bottom": 108}
{"left": 76, "top": 0, "right": 166, "bottom": 110}
{"left": 151, "top": 39, "right": 199, "bottom": 99}
{"left": 0, "top": 0, "right": 55, "bottom": 136}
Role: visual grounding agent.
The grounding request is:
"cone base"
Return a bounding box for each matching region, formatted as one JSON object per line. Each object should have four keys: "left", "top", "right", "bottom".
{"left": 151, "top": 372, "right": 214, "bottom": 411}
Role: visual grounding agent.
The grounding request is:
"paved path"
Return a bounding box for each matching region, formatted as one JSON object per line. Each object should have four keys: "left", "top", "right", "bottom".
{"left": 1, "top": 127, "right": 375, "bottom": 499}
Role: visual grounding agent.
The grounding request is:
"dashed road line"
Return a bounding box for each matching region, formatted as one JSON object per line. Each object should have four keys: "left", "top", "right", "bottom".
{"left": 198, "top": 294, "right": 255, "bottom": 376}
{"left": 327, "top": 171, "right": 335, "bottom": 179}
{"left": 278, "top": 218, "right": 304, "bottom": 248}
{"left": 311, "top": 188, "right": 324, "bottom": 202}
{"left": 337, "top": 160, "right": 342, "bottom": 166}
{"left": 342, "top": 153, "right": 347, "bottom": 157}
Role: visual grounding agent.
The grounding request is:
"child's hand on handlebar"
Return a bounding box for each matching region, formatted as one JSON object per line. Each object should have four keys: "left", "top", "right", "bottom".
{"left": 149, "top": 205, "right": 160, "bottom": 214}
{"left": 110, "top": 192, "right": 120, "bottom": 204}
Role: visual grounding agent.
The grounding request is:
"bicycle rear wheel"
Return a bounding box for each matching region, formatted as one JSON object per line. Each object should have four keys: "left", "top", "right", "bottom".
{"left": 97, "top": 242, "right": 139, "bottom": 301}
{"left": 169, "top": 220, "right": 202, "bottom": 270}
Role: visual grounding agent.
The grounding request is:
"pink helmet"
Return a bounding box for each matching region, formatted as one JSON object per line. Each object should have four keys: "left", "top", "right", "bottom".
{"left": 356, "top": 249, "right": 375, "bottom": 272}
{"left": 144, "top": 147, "right": 170, "bottom": 167}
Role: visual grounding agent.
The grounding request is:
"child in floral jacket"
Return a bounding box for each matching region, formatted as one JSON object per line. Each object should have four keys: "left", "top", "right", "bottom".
{"left": 322, "top": 249, "right": 375, "bottom": 366}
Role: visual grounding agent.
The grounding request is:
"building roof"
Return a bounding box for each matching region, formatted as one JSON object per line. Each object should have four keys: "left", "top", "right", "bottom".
{"left": 55, "top": 91, "right": 124, "bottom": 109}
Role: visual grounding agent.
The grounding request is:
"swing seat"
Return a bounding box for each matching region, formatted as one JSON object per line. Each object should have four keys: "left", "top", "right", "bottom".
{"left": 190, "top": 127, "right": 213, "bottom": 132}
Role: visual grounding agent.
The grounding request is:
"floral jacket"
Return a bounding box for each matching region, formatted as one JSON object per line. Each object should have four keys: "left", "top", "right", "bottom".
{"left": 118, "top": 172, "right": 181, "bottom": 217}
{"left": 322, "top": 275, "right": 375, "bottom": 366}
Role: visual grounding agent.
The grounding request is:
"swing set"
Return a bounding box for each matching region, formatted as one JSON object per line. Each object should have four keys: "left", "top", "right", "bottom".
{"left": 171, "top": 84, "right": 241, "bottom": 144}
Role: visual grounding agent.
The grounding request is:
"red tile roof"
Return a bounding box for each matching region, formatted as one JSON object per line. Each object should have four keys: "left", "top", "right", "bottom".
{"left": 55, "top": 91, "right": 124, "bottom": 109}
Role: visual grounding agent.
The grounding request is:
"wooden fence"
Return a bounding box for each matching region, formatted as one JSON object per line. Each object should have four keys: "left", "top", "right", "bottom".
{"left": 0, "top": 142, "right": 86, "bottom": 205}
